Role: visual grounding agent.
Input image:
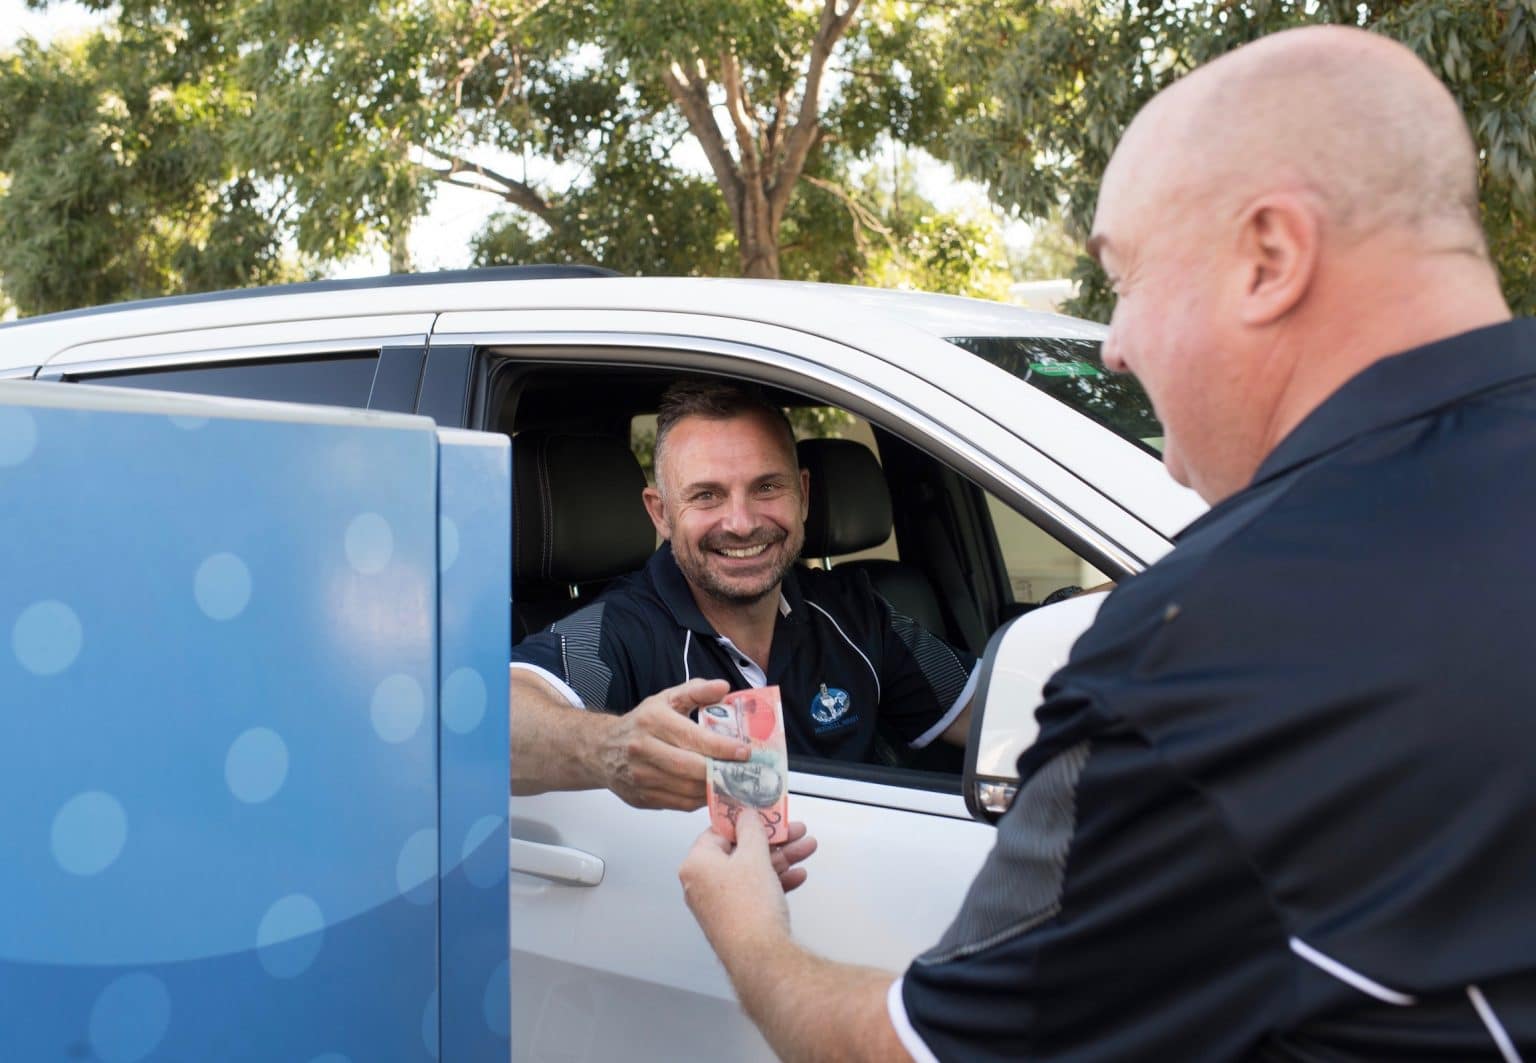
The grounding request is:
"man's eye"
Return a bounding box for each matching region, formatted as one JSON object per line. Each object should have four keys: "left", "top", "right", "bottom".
{"left": 690, "top": 490, "right": 718, "bottom": 503}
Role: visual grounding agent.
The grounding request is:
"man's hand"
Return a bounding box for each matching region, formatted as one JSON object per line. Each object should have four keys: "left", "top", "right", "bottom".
{"left": 679, "top": 812, "right": 818, "bottom": 956}
{"left": 595, "top": 678, "right": 753, "bottom": 810}
{"left": 511, "top": 671, "right": 750, "bottom": 808}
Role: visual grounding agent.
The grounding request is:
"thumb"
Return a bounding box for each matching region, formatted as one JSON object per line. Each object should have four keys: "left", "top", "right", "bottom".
{"left": 666, "top": 678, "right": 732, "bottom": 715}
{"left": 732, "top": 805, "right": 772, "bottom": 858}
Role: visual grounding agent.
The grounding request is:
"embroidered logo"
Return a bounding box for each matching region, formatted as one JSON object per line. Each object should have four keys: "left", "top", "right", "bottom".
{"left": 810, "top": 683, "right": 851, "bottom": 726}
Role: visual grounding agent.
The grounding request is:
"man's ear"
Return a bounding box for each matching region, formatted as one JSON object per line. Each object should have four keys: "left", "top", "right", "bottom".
{"left": 642, "top": 486, "right": 672, "bottom": 540}
{"left": 1237, "top": 194, "right": 1319, "bottom": 326}
{"left": 798, "top": 468, "right": 811, "bottom": 520}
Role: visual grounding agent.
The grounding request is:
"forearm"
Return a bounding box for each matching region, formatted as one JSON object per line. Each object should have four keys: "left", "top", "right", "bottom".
{"left": 719, "top": 931, "right": 909, "bottom": 1063}
{"left": 509, "top": 671, "right": 618, "bottom": 795}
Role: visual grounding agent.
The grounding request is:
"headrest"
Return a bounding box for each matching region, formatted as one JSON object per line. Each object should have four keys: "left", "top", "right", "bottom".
{"left": 513, "top": 432, "right": 656, "bottom": 585}
{"left": 798, "top": 438, "right": 893, "bottom": 557}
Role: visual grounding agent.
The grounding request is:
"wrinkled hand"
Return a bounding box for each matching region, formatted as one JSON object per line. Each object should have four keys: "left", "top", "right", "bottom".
{"left": 597, "top": 678, "right": 750, "bottom": 810}
{"left": 680, "top": 812, "right": 819, "bottom": 952}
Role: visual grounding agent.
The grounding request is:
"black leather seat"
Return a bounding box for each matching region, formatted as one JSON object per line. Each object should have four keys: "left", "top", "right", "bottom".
{"left": 797, "top": 438, "right": 948, "bottom": 637}
{"left": 511, "top": 432, "right": 656, "bottom": 640}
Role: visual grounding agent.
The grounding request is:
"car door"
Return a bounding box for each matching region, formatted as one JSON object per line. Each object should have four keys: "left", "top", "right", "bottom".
{"left": 430, "top": 307, "right": 1179, "bottom": 1060}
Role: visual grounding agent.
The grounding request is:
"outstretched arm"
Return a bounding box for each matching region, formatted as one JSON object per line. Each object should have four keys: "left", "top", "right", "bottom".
{"left": 680, "top": 814, "right": 912, "bottom": 1062}
{"left": 510, "top": 670, "right": 751, "bottom": 810}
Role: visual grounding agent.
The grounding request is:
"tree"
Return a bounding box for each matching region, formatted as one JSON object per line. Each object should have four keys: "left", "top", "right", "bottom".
{"left": 0, "top": 27, "right": 302, "bottom": 315}
{"left": 2, "top": 0, "right": 1007, "bottom": 312}
{"left": 947, "top": 0, "right": 1536, "bottom": 319}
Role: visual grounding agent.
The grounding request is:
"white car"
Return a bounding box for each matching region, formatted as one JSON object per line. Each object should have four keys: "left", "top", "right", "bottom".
{"left": 0, "top": 268, "right": 1203, "bottom": 1060}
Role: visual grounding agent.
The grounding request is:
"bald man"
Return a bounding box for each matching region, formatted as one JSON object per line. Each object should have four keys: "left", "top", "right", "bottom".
{"left": 678, "top": 25, "right": 1536, "bottom": 1061}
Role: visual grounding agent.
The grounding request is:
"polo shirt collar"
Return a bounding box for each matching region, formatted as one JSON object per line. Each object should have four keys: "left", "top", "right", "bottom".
{"left": 1251, "top": 318, "right": 1536, "bottom": 489}
{"left": 647, "top": 541, "right": 799, "bottom": 637}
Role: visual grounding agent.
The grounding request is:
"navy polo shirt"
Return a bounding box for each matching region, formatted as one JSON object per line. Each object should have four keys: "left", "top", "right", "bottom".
{"left": 511, "top": 542, "right": 978, "bottom": 762}
{"left": 897, "top": 319, "right": 1536, "bottom": 1060}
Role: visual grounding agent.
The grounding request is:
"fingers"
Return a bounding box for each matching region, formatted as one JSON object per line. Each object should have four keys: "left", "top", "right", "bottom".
{"left": 663, "top": 678, "right": 731, "bottom": 714}
{"left": 778, "top": 866, "right": 809, "bottom": 893}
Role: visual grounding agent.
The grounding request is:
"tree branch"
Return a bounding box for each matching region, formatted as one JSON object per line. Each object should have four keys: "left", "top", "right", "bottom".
{"left": 421, "top": 146, "right": 552, "bottom": 216}
{"left": 661, "top": 62, "right": 745, "bottom": 225}
{"left": 719, "top": 49, "right": 762, "bottom": 180}
{"left": 771, "top": 0, "right": 863, "bottom": 226}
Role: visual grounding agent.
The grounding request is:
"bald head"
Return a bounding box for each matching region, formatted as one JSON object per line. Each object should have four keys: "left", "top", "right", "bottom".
{"left": 1089, "top": 26, "right": 1509, "bottom": 506}
{"left": 1105, "top": 26, "right": 1484, "bottom": 254}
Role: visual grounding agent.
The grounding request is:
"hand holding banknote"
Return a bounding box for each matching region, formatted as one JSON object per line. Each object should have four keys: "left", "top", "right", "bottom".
{"left": 680, "top": 810, "right": 819, "bottom": 958}
{"left": 595, "top": 678, "right": 752, "bottom": 811}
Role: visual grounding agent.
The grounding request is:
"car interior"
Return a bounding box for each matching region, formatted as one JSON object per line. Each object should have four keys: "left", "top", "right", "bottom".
{"left": 490, "top": 358, "right": 1114, "bottom": 790}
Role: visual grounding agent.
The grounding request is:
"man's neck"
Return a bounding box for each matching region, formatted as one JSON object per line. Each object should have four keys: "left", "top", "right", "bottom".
{"left": 692, "top": 585, "right": 782, "bottom": 672}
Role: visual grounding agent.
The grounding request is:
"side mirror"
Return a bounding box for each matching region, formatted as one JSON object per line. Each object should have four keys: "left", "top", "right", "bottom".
{"left": 962, "top": 593, "right": 1107, "bottom": 823}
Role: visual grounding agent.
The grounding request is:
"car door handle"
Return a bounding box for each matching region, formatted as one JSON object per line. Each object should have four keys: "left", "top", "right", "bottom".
{"left": 509, "top": 837, "right": 605, "bottom": 886}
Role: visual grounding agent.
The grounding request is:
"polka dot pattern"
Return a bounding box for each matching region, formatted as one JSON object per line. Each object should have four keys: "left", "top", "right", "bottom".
{"left": 345, "top": 513, "right": 394, "bottom": 574}
{"left": 442, "top": 668, "right": 486, "bottom": 735}
{"left": 256, "top": 894, "right": 324, "bottom": 979}
{"left": 371, "top": 674, "right": 425, "bottom": 743}
{"left": 225, "top": 728, "right": 289, "bottom": 804}
{"left": 52, "top": 791, "right": 127, "bottom": 876}
{"left": 194, "top": 553, "right": 252, "bottom": 621}
{"left": 483, "top": 959, "right": 510, "bottom": 1038}
{"left": 422, "top": 989, "right": 439, "bottom": 1060}
{"left": 89, "top": 973, "right": 171, "bottom": 1063}
{"left": 12, "top": 600, "right": 83, "bottom": 676}
{"left": 461, "top": 815, "right": 504, "bottom": 890}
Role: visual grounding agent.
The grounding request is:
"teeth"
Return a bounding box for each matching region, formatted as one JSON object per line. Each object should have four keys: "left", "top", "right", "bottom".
{"left": 719, "top": 544, "right": 768, "bottom": 559}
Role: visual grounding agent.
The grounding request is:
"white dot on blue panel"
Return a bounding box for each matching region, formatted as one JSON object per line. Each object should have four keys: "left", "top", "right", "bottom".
{"left": 0, "top": 407, "right": 38, "bottom": 466}
{"left": 194, "top": 553, "right": 252, "bottom": 621}
{"left": 397, "top": 828, "right": 438, "bottom": 905}
{"left": 442, "top": 667, "right": 487, "bottom": 735}
{"left": 345, "top": 513, "right": 394, "bottom": 574}
{"left": 256, "top": 894, "right": 324, "bottom": 978}
{"left": 371, "top": 674, "right": 425, "bottom": 743}
{"left": 484, "top": 959, "right": 511, "bottom": 1037}
{"left": 439, "top": 516, "right": 460, "bottom": 572}
{"left": 13, "top": 599, "right": 82, "bottom": 676}
{"left": 52, "top": 791, "right": 127, "bottom": 876}
{"left": 89, "top": 972, "right": 171, "bottom": 1063}
{"left": 422, "top": 990, "right": 440, "bottom": 1060}
{"left": 226, "top": 728, "right": 289, "bottom": 804}
{"left": 462, "top": 815, "right": 505, "bottom": 889}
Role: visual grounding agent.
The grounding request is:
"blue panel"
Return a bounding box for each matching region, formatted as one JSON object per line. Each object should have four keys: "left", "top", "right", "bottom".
{"left": 435, "top": 429, "right": 512, "bottom": 1061}
{"left": 0, "top": 392, "right": 441, "bottom": 1061}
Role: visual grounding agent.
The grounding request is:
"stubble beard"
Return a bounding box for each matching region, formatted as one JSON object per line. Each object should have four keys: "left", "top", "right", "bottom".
{"left": 676, "top": 527, "right": 804, "bottom": 606}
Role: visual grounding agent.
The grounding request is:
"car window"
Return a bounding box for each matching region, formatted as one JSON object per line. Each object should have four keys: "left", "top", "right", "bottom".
{"left": 76, "top": 353, "right": 380, "bottom": 408}
{"left": 986, "top": 491, "right": 1108, "bottom": 603}
{"left": 947, "top": 335, "right": 1165, "bottom": 454}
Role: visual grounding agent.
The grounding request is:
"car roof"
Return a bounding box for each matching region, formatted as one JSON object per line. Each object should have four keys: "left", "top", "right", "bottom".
{"left": 0, "top": 271, "right": 1106, "bottom": 376}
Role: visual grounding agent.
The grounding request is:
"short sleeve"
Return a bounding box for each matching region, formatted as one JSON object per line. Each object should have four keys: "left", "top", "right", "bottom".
{"left": 895, "top": 721, "right": 1289, "bottom": 1062}
{"left": 872, "top": 595, "right": 979, "bottom": 748}
{"left": 509, "top": 600, "right": 637, "bottom": 713}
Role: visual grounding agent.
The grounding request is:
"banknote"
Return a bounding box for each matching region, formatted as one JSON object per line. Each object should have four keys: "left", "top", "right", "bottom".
{"left": 699, "top": 686, "right": 789, "bottom": 845}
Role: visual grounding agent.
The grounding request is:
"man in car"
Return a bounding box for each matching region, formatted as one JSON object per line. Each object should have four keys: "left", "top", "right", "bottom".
{"left": 508, "top": 378, "right": 978, "bottom": 810}
{"left": 678, "top": 25, "right": 1536, "bottom": 1060}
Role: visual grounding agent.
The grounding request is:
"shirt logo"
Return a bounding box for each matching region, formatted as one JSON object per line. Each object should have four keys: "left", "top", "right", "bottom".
{"left": 811, "top": 684, "right": 851, "bottom": 726}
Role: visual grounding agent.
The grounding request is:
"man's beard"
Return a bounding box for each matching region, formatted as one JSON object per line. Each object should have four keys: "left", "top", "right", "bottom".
{"left": 675, "top": 527, "right": 803, "bottom": 606}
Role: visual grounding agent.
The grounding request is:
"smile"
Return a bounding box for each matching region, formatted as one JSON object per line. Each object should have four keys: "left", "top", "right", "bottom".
{"left": 716, "top": 544, "right": 770, "bottom": 559}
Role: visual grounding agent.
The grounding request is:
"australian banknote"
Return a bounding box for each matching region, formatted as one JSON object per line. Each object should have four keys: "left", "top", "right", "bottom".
{"left": 699, "top": 686, "right": 789, "bottom": 844}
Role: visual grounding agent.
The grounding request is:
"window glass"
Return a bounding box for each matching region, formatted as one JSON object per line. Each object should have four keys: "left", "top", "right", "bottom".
{"left": 986, "top": 490, "right": 1107, "bottom": 603}
{"left": 946, "top": 335, "right": 1164, "bottom": 454}
{"left": 81, "top": 354, "right": 379, "bottom": 408}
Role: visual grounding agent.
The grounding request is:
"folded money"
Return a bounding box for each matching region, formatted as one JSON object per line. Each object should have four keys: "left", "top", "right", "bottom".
{"left": 699, "top": 686, "right": 790, "bottom": 845}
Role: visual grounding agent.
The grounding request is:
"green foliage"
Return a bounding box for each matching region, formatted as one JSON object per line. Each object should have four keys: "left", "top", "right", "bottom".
{"left": 946, "top": 0, "right": 1536, "bottom": 319}
{"left": 0, "top": 30, "right": 302, "bottom": 314}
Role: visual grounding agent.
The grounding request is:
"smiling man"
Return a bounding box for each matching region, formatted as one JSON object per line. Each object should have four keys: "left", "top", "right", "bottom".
{"left": 508, "top": 378, "right": 977, "bottom": 810}
{"left": 679, "top": 24, "right": 1535, "bottom": 1062}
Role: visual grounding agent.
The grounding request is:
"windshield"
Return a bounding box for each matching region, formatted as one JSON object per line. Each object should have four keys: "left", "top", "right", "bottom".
{"left": 947, "top": 336, "right": 1164, "bottom": 456}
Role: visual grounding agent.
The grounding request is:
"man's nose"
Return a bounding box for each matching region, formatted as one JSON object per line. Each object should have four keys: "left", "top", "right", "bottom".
{"left": 1101, "top": 320, "right": 1129, "bottom": 374}
{"left": 719, "top": 492, "right": 758, "bottom": 535}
